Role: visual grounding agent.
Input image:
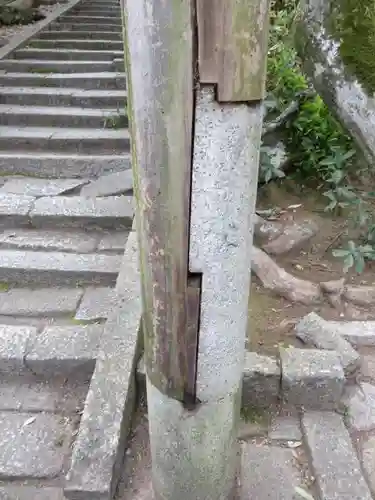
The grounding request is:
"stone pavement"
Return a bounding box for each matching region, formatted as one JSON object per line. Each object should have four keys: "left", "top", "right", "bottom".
{"left": 0, "top": 0, "right": 133, "bottom": 497}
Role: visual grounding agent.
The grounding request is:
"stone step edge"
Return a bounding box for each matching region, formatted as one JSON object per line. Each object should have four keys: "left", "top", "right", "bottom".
{"left": 0, "top": 0, "right": 82, "bottom": 61}
{"left": 0, "top": 322, "right": 103, "bottom": 377}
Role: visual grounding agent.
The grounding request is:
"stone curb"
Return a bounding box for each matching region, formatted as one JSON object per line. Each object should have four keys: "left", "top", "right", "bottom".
{"left": 137, "top": 347, "right": 348, "bottom": 412}
{"left": 0, "top": 0, "right": 83, "bottom": 61}
{"left": 64, "top": 229, "right": 142, "bottom": 500}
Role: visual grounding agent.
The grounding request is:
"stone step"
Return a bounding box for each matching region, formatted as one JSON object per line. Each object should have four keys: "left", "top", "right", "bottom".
{"left": 0, "top": 59, "right": 115, "bottom": 73}
{"left": 0, "top": 250, "right": 121, "bottom": 286}
{"left": 36, "top": 30, "right": 122, "bottom": 40}
{"left": 0, "top": 104, "right": 127, "bottom": 128}
{"left": 29, "top": 38, "right": 123, "bottom": 51}
{"left": 0, "top": 153, "right": 129, "bottom": 178}
{"left": 30, "top": 195, "right": 134, "bottom": 229}
{"left": 0, "top": 126, "right": 130, "bottom": 154}
{"left": 12, "top": 48, "right": 123, "bottom": 61}
{"left": 72, "top": 10, "right": 120, "bottom": 17}
{"left": 59, "top": 15, "right": 121, "bottom": 24}
{"left": 0, "top": 87, "right": 127, "bottom": 108}
{"left": 50, "top": 22, "right": 122, "bottom": 31}
{"left": 0, "top": 72, "right": 126, "bottom": 90}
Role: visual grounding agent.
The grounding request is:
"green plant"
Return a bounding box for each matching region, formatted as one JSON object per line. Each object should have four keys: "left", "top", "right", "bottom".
{"left": 332, "top": 240, "right": 375, "bottom": 273}
{"left": 259, "top": 146, "right": 286, "bottom": 183}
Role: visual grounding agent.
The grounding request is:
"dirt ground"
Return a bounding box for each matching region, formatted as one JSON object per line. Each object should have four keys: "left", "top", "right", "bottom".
{"left": 248, "top": 179, "right": 375, "bottom": 354}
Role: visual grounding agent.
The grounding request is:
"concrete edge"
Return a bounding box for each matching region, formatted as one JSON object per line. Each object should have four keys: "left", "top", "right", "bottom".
{"left": 0, "top": 0, "right": 83, "bottom": 60}
{"left": 64, "top": 228, "right": 143, "bottom": 500}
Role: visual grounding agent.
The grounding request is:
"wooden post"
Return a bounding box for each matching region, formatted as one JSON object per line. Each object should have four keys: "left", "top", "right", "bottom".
{"left": 123, "top": 0, "right": 270, "bottom": 498}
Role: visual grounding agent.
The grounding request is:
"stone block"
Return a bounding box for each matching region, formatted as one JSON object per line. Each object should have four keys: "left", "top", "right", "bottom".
{"left": 80, "top": 170, "right": 133, "bottom": 197}
{"left": 75, "top": 287, "right": 115, "bottom": 321}
{"left": 0, "top": 487, "right": 64, "bottom": 499}
{"left": 0, "top": 229, "right": 98, "bottom": 253}
{"left": 0, "top": 193, "right": 35, "bottom": 226}
{"left": 0, "top": 178, "right": 86, "bottom": 197}
{"left": 30, "top": 195, "right": 134, "bottom": 229}
{"left": 0, "top": 250, "right": 121, "bottom": 286}
{"left": 280, "top": 347, "right": 344, "bottom": 409}
{"left": 0, "top": 325, "right": 36, "bottom": 372}
{"left": 295, "top": 312, "right": 361, "bottom": 374}
{"left": 65, "top": 232, "right": 142, "bottom": 500}
{"left": 242, "top": 352, "right": 280, "bottom": 409}
{"left": 302, "top": 412, "right": 372, "bottom": 499}
{"left": 98, "top": 231, "right": 129, "bottom": 252}
{"left": 269, "top": 416, "right": 302, "bottom": 441}
{"left": 362, "top": 436, "right": 375, "bottom": 495}
{"left": 343, "top": 382, "right": 375, "bottom": 432}
{"left": 329, "top": 319, "right": 375, "bottom": 347}
{"left": 25, "top": 324, "right": 102, "bottom": 376}
{"left": 0, "top": 412, "right": 71, "bottom": 479}
{"left": 240, "top": 444, "right": 304, "bottom": 499}
{"left": 0, "top": 287, "right": 82, "bottom": 317}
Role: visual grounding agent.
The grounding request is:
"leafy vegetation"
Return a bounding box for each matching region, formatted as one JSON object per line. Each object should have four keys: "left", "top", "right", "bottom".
{"left": 0, "top": 0, "right": 44, "bottom": 26}
{"left": 263, "top": 0, "right": 375, "bottom": 272}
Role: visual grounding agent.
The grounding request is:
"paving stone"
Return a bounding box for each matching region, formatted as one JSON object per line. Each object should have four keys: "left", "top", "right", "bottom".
{"left": 295, "top": 312, "right": 361, "bottom": 374}
{"left": 242, "top": 352, "right": 280, "bottom": 409}
{"left": 269, "top": 416, "right": 302, "bottom": 441}
{"left": 0, "top": 486, "right": 64, "bottom": 499}
{"left": 98, "top": 231, "right": 129, "bottom": 252}
{"left": 0, "top": 325, "right": 36, "bottom": 373}
{"left": 240, "top": 444, "right": 303, "bottom": 499}
{"left": 0, "top": 229, "right": 98, "bottom": 253}
{"left": 0, "top": 194, "right": 35, "bottom": 226}
{"left": 26, "top": 324, "right": 102, "bottom": 376}
{"left": 0, "top": 250, "right": 121, "bottom": 286}
{"left": 80, "top": 169, "right": 133, "bottom": 197}
{"left": 65, "top": 232, "right": 142, "bottom": 500}
{"left": 0, "top": 412, "right": 71, "bottom": 479}
{"left": 362, "top": 356, "right": 375, "bottom": 381}
{"left": 75, "top": 287, "right": 115, "bottom": 321}
{"left": 280, "top": 347, "right": 344, "bottom": 409}
{"left": 0, "top": 287, "right": 83, "bottom": 317}
{"left": 362, "top": 435, "right": 375, "bottom": 495}
{"left": 302, "top": 411, "right": 372, "bottom": 499}
{"left": 0, "top": 178, "right": 87, "bottom": 197}
{"left": 30, "top": 195, "right": 133, "bottom": 229}
{"left": 343, "top": 382, "right": 375, "bottom": 431}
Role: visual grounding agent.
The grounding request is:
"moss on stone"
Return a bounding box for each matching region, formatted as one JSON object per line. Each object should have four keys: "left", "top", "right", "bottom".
{"left": 329, "top": 0, "right": 375, "bottom": 94}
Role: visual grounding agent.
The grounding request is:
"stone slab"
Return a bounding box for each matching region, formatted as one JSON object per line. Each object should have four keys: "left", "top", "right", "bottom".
{"left": 26, "top": 324, "right": 102, "bottom": 376}
{"left": 0, "top": 287, "right": 82, "bottom": 317}
{"left": 80, "top": 170, "right": 133, "bottom": 197}
{"left": 0, "top": 325, "right": 36, "bottom": 372}
{"left": 30, "top": 195, "right": 133, "bottom": 229}
{"left": 0, "top": 487, "right": 64, "bottom": 499}
{"left": 75, "top": 287, "right": 115, "bottom": 321}
{"left": 240, "top": 444, "right": 303, "bottom": 499}
{"left": 0, "top": 412, "right": 71, "bottom": 479}
{"left": 97, "top": 231, "right": 129, "bottom": 252}
{"left": 280, "top": 347, "right": 344, "bottom": 409}
{"left": 0, "top": 229, "right": 98, "bottom": 253}
{"left": 302, "top": 411, "right": 372, "bottom": 499}
{"left": 65, "top": 231, "right": 142, "bottom": 500}
{"left": 328, "top": 320, "right": 375, "bottom": 347}
{"left": 0, "top": 250, "right": 121, "bottom": 286}
{"left": 343, "top": 382, "right": 375, "bottom": 432}
{"left": 0, "top": 178, "right": 87, "bottom": 197}
{"left": 362, "top": 436, "right": 375, "bottom": 495}
{"left": 295, "top": 312, "right": 361, "bottom": 374}
{"left": 0, "top": 194, "right": 35, "bottom": 227}
{"left": 242, "top": 352, "right": 280, "bottom": 409}
{"left": 269, "top": 416, "right": 302, "bottom": 441}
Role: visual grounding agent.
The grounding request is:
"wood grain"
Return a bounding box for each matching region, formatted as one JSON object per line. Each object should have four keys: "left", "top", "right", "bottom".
{"left": 197, "top": 0, "right": 224, "bottom": 83}
{"left": 123, "top": 0, "right": 194, "bottom": 401}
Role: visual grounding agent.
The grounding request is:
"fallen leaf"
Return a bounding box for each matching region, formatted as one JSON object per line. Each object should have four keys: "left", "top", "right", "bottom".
{"left": 287, "top": 441, "right": 302, "bottom": 448}
{"left": 294, "top": 486, "right": 314, "bottom": 500}
{"left": 288, "top": 204, "right": 302, "bottom": 209}
{"left": 23, "top": 416, "right": 36, "bottom": 427}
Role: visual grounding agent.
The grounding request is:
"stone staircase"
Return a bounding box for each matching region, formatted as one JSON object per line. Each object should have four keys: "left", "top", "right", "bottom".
{"left": 0, "top": 0, "right": 133, "bottom": 497}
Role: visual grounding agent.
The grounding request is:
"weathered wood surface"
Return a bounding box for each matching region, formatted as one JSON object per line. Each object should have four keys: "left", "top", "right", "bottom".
{"left": 217, "top": 0, "right": 271, "bottom": 101}
{"left": 123, "top": 0, "right": 194, "bottom": 401}
{"left": 197, "top": 0, "right": 223, "bottom": 83}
